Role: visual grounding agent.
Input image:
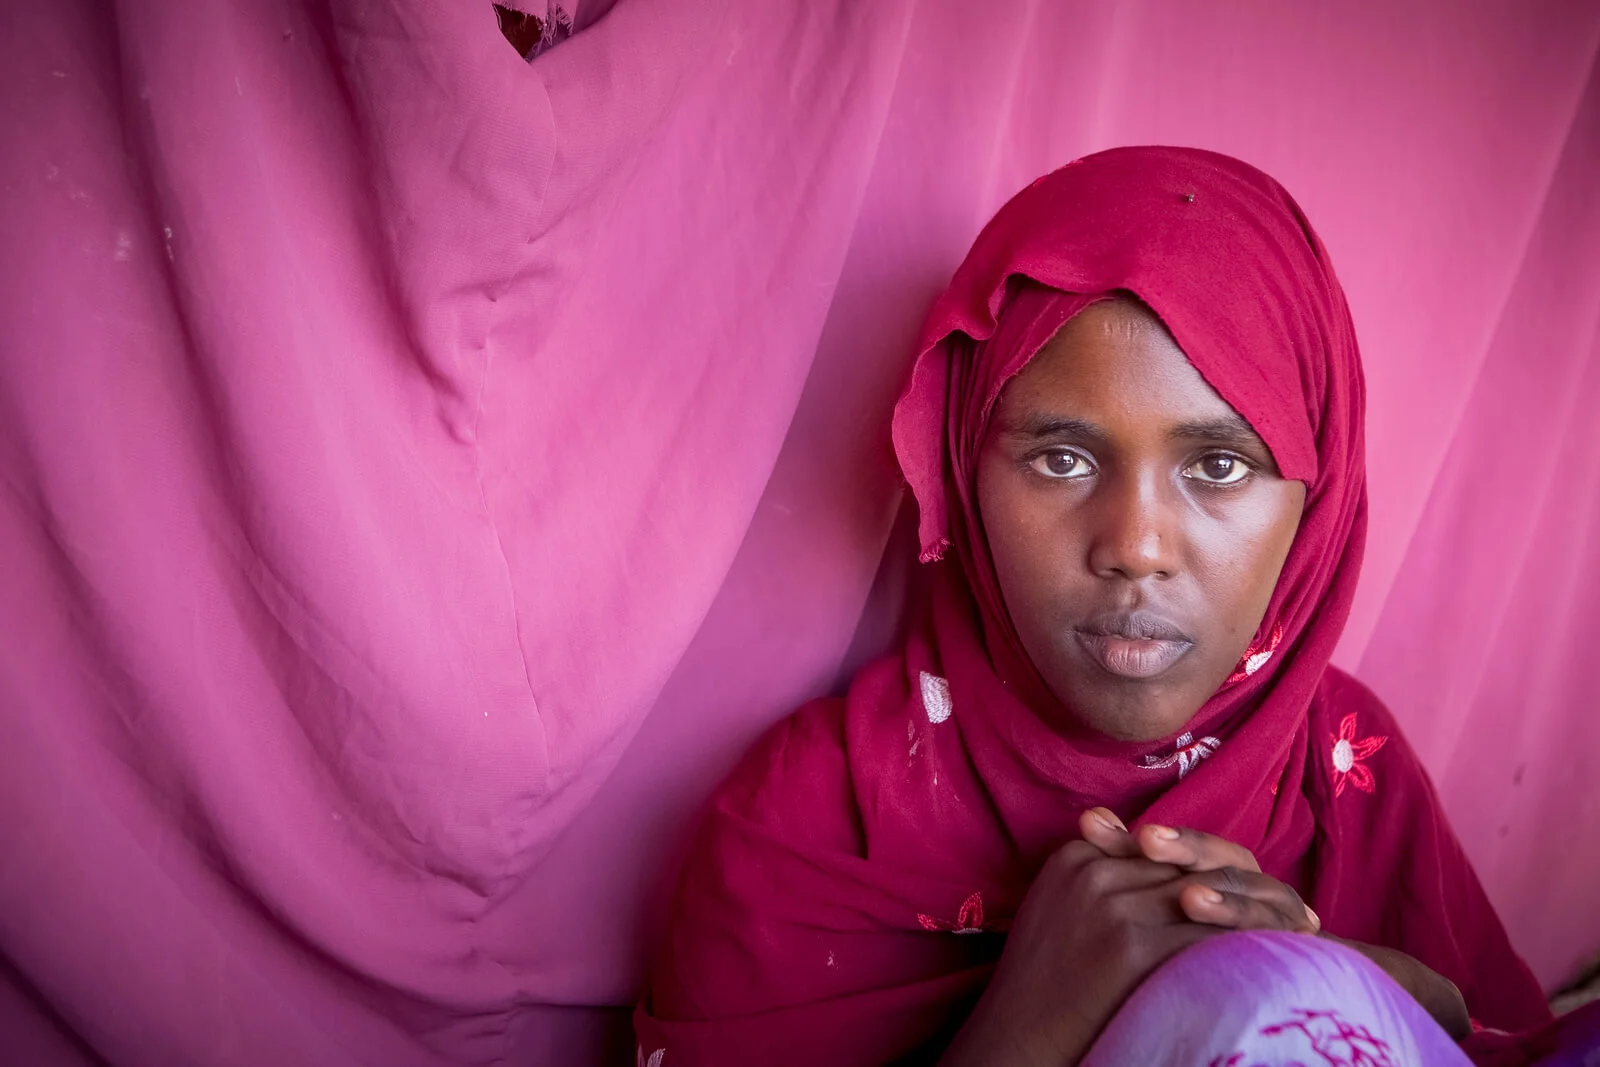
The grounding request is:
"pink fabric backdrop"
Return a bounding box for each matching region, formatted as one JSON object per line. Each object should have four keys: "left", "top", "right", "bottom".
{"left": 1, "top": 2, "right": 1596, "bottom": 1064}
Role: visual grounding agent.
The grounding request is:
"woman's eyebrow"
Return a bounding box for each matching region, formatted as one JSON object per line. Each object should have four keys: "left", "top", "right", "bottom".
{"left": 1002, "top": 414, "right": 1110, "bottom": 443}
{"left": 1167, "top": 414, "right": 1266, "bottom": 450}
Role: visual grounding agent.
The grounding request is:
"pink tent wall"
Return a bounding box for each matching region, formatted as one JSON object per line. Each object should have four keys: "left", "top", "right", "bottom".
{"left": 1, "top": 2, "right": 1596, "bottom": 1063}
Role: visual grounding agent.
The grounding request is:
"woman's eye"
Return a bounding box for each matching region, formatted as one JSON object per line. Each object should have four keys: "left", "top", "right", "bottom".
{"left": 1029, "top": 450, "right": 1093, "bottom": 479}
{"left": 1185, "top": 453, "right": 1250, "bottom": 485}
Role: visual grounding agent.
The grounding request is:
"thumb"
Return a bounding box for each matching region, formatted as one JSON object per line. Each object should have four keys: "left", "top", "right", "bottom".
{"left": 1079, "top": 807, "right": 1142, "bottom": 857}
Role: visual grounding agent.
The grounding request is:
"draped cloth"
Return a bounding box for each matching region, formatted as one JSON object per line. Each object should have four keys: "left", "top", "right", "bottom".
{"left": 636, "top": 148, "right": 1550, "bottom": 1065}
{"left": 1081, "top": 931, "right": 1476, "bottom": 1067}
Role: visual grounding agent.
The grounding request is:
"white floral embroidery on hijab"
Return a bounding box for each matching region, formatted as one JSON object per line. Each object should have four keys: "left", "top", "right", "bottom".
{"left": 1140, "top": 732, "right": 1221, "bottom": 778}
{"left": 920, "top": 671, "right": 953, "bottom": 724}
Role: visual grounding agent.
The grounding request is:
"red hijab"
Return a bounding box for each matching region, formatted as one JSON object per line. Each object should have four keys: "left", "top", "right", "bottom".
{"left": 636, "top": 147, "right": 1549, "bottom": 1065}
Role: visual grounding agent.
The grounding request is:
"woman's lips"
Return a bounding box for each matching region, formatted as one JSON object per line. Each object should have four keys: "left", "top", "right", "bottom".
{"left": 1074, "top": 631, "right": 1193, "bottom": 679}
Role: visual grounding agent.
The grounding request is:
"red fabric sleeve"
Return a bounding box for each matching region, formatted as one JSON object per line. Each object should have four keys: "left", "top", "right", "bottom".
{"left": 1307, "top": 668, "right": 1552, "bottom": 1031}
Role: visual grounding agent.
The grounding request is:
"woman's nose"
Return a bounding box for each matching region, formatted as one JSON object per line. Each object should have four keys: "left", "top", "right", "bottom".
{"left": 1085, "top": 471, "right": 1178, "bottom": 581}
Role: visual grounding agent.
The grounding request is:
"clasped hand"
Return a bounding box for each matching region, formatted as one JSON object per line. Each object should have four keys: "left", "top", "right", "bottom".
{"left": 939, "top": 809, "right": 1465, "bottom": 1067}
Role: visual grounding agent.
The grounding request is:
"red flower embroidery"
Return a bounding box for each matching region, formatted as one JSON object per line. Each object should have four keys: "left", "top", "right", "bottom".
{"left": 1330, "top": 713, "right": 1388, "bottom": 797}
{"left": 1226, "top": 623, "right": 1284, "bottom": 685}
{"left": 1209, "top": 1008, "right": 1396, "bottom": 1067}
{"left": 1261, "top": 1008, "right": 1395, "bottom": 1066}
{"left": 918, "top": 892, "right": 985, "bottom": 935}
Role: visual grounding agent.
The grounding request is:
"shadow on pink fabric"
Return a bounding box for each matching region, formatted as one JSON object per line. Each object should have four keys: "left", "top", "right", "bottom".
{"left": 1, "top": 2, "right": 1598, "bottom": 1065}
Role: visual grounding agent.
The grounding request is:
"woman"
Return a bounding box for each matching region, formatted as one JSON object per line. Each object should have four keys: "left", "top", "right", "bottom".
{"left": 633, "top": 147, "right": 1587, "bottom": 1065}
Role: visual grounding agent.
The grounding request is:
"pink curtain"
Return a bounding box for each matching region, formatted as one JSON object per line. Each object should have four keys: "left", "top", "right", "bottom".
{"left": 0, "top": 2, "right": 1595, "bottom": 1063}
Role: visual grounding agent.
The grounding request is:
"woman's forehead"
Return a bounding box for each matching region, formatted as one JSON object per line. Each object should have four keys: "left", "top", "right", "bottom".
{"left": 998, "top": 300, "right": 1252, "bottom": 434}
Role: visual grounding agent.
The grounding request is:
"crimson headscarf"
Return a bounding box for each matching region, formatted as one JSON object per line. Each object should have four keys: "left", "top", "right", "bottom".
{"left": 636, "top": 147, "right": 1549, "bottom": 1065}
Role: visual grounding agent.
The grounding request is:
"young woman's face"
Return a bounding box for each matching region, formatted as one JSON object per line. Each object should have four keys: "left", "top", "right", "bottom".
{"left": 977, "top": 299, "right": 1306, "bottom": 742}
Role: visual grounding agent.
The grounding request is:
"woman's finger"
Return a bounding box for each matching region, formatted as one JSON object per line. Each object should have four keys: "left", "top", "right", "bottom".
{"left": 1078, "top": 807, "right": 1144, "bottom": 859}
{"left": 1176, "top": 882, "right": 1305, "bottom": 933}
{"left": 1175, "top": 869, "right": 1318, "bottom": 933}
{"left": 1134, "top": 822, "right": 1261, "bottom": 873}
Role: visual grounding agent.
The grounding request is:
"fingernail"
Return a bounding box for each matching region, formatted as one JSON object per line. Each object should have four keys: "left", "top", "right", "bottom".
{"left": 1150, "top": 825, "right": 1179, "bottom": 841}
{"left": 1202, "top": 889, "right": 1224, "bottom": 905}
{"left": 1092, "top": 809, "right": 1126, "bottom": 832}
{"left": 1305, "top": 907, "right": 1321, "bottom": 931}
